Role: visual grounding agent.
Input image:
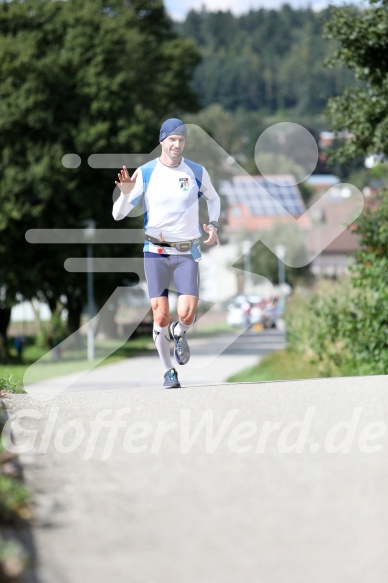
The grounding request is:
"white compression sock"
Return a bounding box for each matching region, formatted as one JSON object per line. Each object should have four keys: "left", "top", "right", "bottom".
{"left": 173, "top": 319, "right": 191, "bottom": 337}
{"left": 153, "top": 324, "right": 173, "bottom": 372}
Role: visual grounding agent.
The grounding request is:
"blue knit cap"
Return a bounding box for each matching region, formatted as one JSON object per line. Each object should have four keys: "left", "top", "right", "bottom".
{"left": 159, "top": 118, "right": 187, "bottom": 142}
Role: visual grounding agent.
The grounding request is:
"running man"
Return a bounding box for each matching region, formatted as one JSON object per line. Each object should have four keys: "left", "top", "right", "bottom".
{"left": 112, "top": 118, "right": 221, "bottom": 388}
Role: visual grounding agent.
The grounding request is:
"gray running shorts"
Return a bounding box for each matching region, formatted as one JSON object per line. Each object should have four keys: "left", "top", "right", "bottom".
{"left": 144, "top": 252, "right": 199, "bottom": 299}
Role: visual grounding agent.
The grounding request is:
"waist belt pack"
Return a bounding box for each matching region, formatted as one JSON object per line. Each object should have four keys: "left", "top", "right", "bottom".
{"left": 145, "top": 235, "right": 193, "bottom": 252}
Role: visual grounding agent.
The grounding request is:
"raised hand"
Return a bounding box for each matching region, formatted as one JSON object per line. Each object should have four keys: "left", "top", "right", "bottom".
{"left": 114, "top": 166, "right": 138, "bottom": 195}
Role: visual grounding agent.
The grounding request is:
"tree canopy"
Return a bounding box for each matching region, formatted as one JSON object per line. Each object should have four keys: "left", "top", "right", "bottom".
{"left": 324, "top": 0, "right": 388, "bottom": 161}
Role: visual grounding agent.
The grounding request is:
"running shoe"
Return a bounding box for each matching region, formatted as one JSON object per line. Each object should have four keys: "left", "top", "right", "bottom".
{"left": 170, "top": 321, "right": 190, "bottom": 365}
{"left": 163, "top": 368, "right": 181, "bottom": 389}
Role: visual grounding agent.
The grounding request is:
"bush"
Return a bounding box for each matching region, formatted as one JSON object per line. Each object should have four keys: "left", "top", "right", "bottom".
{"left": 35, "top": 312, "right": 68, "bottom": 350}
{"left": 345, "top": 257, "right": 388, "bottom": 375}
{"left": 0, "top": 377, "right": 23, "bottom": 395}
{"left": 285, "top": 281, "right": 356, "bottom": 376}
{"left": 345, "top": 192, "right": 388, "bottom": 374}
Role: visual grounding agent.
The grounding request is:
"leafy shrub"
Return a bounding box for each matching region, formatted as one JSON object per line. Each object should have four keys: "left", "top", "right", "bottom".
{"left": 285, "top": 280, "right": 356, "bottom": 376}
{"left": 345, "top": 193, "right": 388, "bottom": 374}
{"left": 0, "top": 377, "right": 22, "bottom": 395}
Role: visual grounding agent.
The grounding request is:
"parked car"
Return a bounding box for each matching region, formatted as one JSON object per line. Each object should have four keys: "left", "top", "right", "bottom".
{"left": 226, "top": 295, "right": 263, "bottom": 327}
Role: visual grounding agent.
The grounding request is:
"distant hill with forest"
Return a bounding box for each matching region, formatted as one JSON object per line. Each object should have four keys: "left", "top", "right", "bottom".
{"left": 175, "top": 5, "right": 358, "bottom": 116}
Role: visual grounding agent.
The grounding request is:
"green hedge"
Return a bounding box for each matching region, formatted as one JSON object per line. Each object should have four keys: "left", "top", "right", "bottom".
{"left": 285, "top": 281, "right": 354, "bottom": 376}
{"left": 285, "top": 275, "right": 388, "bottom": 377}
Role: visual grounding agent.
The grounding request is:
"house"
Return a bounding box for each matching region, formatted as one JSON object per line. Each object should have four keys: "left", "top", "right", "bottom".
{"left": 306, "top": 194, "right": 360, "bottom": 278}
{"left": 201, "top": 174, "right": 310, "bottom": 303}
{"left": 306, "top": 174, "right": 340, "bottom": 193}
{"left": 221, "top": 174, "right": 309, "bottom": 233}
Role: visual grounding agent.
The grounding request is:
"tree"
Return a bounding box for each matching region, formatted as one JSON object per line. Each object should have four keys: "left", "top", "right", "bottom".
{"left": 235, "top": 220, "right": 311, "bottom": 288}
{"left": 0, "top": 0, "right": 201, "bottom": 353}
{"left": 185, "top": 104, "right": 244, "bottom": 156}
{"left": 322, "top": 0, "right": 388, "bottom": 372}
{"left": 324, "top": 0, "right": 388, "bottom": 161}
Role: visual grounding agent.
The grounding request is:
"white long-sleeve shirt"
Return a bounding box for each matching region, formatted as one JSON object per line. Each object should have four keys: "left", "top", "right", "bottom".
{"left": 112, "top": 157, "right": 220, "bottom": 254}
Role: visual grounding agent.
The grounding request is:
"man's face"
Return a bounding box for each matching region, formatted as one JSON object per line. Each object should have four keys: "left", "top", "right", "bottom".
{"left": 160, "top": 134, "right": 186, "bottom": 161}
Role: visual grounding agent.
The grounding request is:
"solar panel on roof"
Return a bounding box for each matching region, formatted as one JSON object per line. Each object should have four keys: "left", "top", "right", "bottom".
{"left": 220, "top": 175, "right": 306, "bottom": 217}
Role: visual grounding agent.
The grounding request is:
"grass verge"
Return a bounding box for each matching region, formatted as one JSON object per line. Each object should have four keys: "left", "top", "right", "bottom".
{"left": 1, "top": 336, "right": 154, "bottom": 386}
{"left": 227, "top": 349, "right": 324, "bottom": 382}
{"left": 1, "top": 378, "right": 33, "bottom": 582}
{"left": 3, "top": 325, "right": 235, "bottom": 387}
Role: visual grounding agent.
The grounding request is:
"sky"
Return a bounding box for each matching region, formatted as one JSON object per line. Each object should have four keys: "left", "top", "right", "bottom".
{"left": 165, "top": 0, "right": 366, "bottom": 20}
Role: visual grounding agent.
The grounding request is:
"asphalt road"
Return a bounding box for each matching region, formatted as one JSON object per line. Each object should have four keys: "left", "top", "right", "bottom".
{"left": 23, "top": 328, "right": 287, "bottom": 395}
{"left": 3, "top": 331, "right": 388, "bottom": 583}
